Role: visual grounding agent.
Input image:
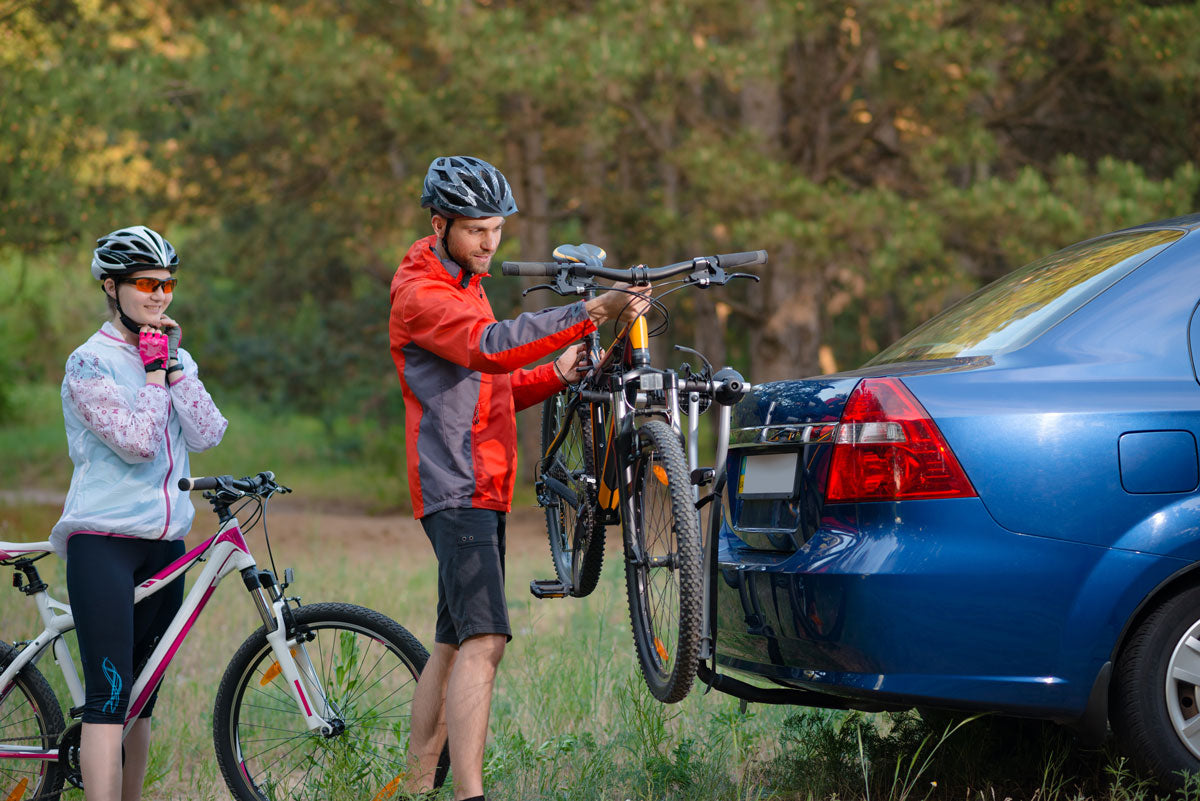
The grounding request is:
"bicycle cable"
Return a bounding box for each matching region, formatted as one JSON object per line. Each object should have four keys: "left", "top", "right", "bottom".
{"left": 603, "top": 282, "right": 676, "bottom": 340}
{"left": 258, "top": 494, "right": 283, "bottom": 586}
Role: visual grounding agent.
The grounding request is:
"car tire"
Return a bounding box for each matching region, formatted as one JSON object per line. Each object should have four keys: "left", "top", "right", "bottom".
{"left": 1112, "top": 583, "right": 1200, "bottom": 787}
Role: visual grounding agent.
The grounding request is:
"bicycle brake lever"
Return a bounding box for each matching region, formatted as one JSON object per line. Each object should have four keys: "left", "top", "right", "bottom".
{"left": 521, "top": 283, "right": 557, "bottom": 297}
{"left": 727, "top": 272, "right": 760, "bottom": 283}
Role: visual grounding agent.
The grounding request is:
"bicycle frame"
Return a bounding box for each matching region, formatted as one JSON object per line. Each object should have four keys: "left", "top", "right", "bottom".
{"left": 0, "top": 516, "right": 336, "bottom": 766}
{"left": 543, "top": 308, "right": 740, "bottom": 661}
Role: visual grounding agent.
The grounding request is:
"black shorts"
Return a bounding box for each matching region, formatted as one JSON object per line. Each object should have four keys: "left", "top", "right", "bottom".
{"left": 420, "top": 508, "right": 510, "bottom": 645}
{"left": 66, "top": 533, "right": 186, "bottom": 725}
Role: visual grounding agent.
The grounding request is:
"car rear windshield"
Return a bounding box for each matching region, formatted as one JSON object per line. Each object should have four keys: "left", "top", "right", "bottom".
{"left": 867, "top": 228, "right": 1185, "bottom": 364}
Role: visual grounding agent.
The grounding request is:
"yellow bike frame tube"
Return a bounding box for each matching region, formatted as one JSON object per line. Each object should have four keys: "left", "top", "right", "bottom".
{"left": 629, "top": 315, "right": 650, "bottom": 366}
{"left": 629, "top": 315, "right": 649, "bottom": 350}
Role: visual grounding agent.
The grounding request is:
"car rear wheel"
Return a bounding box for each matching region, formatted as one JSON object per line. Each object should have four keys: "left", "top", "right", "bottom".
{"left": 1112, "top": 584, "right": 1200, "bottom": 787}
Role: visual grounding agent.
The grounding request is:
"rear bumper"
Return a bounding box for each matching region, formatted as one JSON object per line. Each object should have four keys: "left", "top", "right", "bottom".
{"left": 714, "top": 498, "right": 1181, "bottom": 719}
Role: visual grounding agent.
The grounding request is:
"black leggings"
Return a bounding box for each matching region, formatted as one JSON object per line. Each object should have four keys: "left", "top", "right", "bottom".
{"left": 66, "top": 534, "right": 185, "bottom": 725}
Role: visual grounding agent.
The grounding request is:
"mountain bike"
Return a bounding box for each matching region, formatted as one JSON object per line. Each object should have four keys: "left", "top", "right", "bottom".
{"left": 502, "top": 245, "right": 762, "bottom": 703}
{"left": 0, "top": 471, "right": 448, "bottom": 801}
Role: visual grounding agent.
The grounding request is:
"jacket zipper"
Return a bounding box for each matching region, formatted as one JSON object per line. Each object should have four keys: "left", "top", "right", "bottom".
{"left": 160, "top": 405, "right": 173, "bottom": 539}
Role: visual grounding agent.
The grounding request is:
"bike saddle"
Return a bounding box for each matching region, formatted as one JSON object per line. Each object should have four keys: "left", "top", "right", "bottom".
{"left": 552, "top": 243, "right": 606, "bottom": 267}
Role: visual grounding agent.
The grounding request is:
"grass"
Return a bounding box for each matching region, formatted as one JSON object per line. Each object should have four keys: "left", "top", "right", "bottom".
{"left": 3, "top": 497, "right": 1197, "bottom": 801}
{"left": 4, "top": 383, "right": 1200, "bottom": 800}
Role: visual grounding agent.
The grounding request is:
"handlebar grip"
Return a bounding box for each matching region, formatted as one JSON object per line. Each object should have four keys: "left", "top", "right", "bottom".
{"left": 179, "top": 471, "right": 275, "bottom": 493}
{"left": 716, "top": 250, "right": 768, "bottom": 269}
{"left": 501, "top": 261, "right": 560, "bottom": 277}
{"left": 179, "top": 476, "right": 224, "bottom": 491}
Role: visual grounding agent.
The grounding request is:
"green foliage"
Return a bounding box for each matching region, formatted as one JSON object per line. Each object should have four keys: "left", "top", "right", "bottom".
{"left": 3, "top": 0, "right": 1199, "bottom": 411}
{"left": 0, "top": 382, "right": 409, "bottom": 511}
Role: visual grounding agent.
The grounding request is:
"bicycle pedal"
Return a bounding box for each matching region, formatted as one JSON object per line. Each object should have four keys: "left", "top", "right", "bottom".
{"left": 691, "top": 467, "right": 715, "bottom": 486}
{"left": 529, "top": 579, "right": 571, "bottom": 599}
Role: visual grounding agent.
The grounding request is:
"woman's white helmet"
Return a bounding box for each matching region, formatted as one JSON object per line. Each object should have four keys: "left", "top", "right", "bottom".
{"left": 91, "top": 226, "right": 178, "bottom": 280}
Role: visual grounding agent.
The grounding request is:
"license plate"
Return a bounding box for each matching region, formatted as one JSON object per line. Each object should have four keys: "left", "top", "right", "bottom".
{"left": 738, "top": 451, "right": 799, "bottom": 498}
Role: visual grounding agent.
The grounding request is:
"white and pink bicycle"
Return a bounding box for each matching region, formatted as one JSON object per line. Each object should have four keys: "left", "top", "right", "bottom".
{"left": 0, "top": 471, "right": 447, "bottom": 801}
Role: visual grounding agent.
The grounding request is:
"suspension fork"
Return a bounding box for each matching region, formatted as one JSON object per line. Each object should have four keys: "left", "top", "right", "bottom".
{"left": 241, "top": 569, "right": 336, "bottom": 735}
{"left": 607, "top": 384, "right": 644, "bottom": 562}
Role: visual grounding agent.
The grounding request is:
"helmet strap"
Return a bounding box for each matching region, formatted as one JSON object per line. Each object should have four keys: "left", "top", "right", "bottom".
{"left": 118, "top": 306, "right": 143, "bottom": 336}
{"left": 436, "top": 214, "right": 471, "bottom": 285}
{"left": 106, "top": 280, "right": 143, "bottom": 336}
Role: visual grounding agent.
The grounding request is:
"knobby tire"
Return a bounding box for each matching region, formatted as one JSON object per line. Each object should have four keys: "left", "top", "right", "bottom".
{"left": 624, "top": 419, "right": 703, "bottom": 703}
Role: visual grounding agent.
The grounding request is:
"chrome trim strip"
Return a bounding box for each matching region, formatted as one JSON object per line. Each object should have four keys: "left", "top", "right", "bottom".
{"left": 730, "top": 423, "right": 836, "bottom": 446}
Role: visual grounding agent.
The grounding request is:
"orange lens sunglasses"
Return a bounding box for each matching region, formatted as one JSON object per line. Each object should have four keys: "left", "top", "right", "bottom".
{"left": 123, "top": 277, "right": 177, "bottom": 294}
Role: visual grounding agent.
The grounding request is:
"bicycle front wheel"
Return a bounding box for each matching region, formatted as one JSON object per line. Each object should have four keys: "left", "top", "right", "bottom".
{"left": 213, "top": 603, "right": 449, "bottom": 801}
{"left": 0, "top": 642, "right": 65, "bottom": 801}
{"left": 624, "top": 419, "right": 703, "bottom": 703}
{"left": 541, "top": 393, "right": 606, "bottom": 597}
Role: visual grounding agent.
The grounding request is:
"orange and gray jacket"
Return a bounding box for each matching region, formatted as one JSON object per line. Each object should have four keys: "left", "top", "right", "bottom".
{"left": 389, "top": 236, "right": 595, "bottom": 518}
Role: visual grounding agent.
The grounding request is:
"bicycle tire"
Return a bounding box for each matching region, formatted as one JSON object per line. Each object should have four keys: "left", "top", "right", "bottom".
{"left": 213, "top": 603, "right": 449, "bottom": 801}
{"left": 541, "top": 394, "right": 606, "bottom": 597}
{"left": 623, "top": 419, "right": 703, "bottom": 703}
{"left": 0, "top": 642, "right": 66, "bottom": 801}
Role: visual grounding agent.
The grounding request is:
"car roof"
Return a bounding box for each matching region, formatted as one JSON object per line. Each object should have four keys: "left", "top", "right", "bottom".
{"left": 1113, "top": 212, "right": 1200, "bottom": 234}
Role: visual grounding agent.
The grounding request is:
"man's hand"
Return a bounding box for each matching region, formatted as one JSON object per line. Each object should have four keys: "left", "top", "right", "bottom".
{"left": 553, "top": 342, "right": 592, "bottom": 385}
{"left": 584, "top": 280, "right": 652, "bottom": 327}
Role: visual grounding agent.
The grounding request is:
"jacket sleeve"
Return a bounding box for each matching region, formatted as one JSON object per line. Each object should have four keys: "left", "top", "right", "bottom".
{"left": 169, "top": 350, "right": 228, "bottom": 452}
{"left": 63, "top": 352, "right": 170, "bottom": 464}
{"left": 511, "top": 362, "right": 565, "bottom": 411}
{"left": 394, "top": 282, "right": 595, "bottom": 373}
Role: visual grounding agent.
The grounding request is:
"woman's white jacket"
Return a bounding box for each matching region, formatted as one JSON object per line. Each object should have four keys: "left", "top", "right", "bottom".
{"left": 51, "top": 322, "right": 228, "bottom": 553}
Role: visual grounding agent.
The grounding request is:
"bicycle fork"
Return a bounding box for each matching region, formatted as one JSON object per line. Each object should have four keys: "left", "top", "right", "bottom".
{"left": 240, "top": 569, "right": 339, "bottom": 737}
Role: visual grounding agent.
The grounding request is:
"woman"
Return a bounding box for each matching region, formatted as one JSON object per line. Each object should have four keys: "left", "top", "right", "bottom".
{"left": 51, "top": 225, "right": 227, "bottom": 801}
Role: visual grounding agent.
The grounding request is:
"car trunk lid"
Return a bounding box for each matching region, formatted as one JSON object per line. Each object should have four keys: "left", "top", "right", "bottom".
{"left": 727, "top": 357, "right": 990, "bottom": 551}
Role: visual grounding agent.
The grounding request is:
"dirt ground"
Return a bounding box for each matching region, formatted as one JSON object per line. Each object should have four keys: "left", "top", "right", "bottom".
{"left": 0, "top": 491, "right": 561, "bottom": 563}
{"left": 264, "top": 502, "right": 558, "bottom": 558}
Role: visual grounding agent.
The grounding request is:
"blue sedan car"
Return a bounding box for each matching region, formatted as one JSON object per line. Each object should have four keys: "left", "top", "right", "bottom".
{"left": 714, "top": 213, "right": 1200, "bottom": 784}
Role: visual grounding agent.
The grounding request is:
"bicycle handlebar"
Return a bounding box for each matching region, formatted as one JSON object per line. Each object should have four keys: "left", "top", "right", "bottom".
{"left": 499, "top": 261, "right": 560, "bottom": 277}
{"left": 179, "top": 471, "right": 277, "bottom": 494}
{"left": 500, "top": 249, "right": 767, "bottom": 281}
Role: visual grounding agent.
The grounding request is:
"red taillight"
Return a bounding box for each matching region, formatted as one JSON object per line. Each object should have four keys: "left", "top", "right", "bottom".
{"left": 825, "top": 378, "right": 976, "bottom": 503}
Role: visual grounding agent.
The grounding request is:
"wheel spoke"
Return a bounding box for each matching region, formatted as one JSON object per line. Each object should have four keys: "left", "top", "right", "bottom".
{"left": 1172, "top": 665, "right": 1200, "bottom": 687}
{"left": 218, "top": 607, "right": 439, "bottom": 801}
{"left": 541, "top": 396, "right": 605, "bottom": 596}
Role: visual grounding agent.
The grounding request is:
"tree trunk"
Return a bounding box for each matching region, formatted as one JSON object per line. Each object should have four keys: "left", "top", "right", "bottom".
{"left": 750, "top": 243, "right": 823, "bottom": 381}
{"left": 509, "top": 96, "right": 552, "bottom": 489}
{"left": 741, "top": 7, "right": 823, "bottom": 380}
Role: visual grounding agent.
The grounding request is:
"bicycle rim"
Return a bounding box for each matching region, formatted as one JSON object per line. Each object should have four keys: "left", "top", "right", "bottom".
{"left": 0, "top": 644, "right": 65, "bottom": 801}
{"left": 625, "top": 419, "right": 702, "bottom": 703}
{"left": 215, "top": 604, "right": 443, "bottom": 801}
{"left": 541, "top": 395, "right": 605, "bottom": 596}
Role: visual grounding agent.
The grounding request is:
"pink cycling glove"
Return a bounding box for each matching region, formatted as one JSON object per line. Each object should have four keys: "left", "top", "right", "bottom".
{"left": 138, "top": 329, "right": 169, "bottom": 373}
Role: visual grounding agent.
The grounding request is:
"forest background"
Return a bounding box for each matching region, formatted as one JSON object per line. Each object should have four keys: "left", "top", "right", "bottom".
{"left": 4, "top": 0, "right": 1200, "bottom": 504}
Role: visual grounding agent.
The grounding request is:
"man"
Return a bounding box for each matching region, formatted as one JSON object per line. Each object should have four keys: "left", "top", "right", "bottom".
{"left": 389, "top": 155, "right": 649, "bottom": 801}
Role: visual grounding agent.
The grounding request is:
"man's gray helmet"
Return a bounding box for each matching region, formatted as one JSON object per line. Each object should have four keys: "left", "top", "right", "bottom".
{"left": 420, "top": 156, "right": 518, "bottom": 218}
{"left": 91, "top": 225, "right": 179, "bottom": 280}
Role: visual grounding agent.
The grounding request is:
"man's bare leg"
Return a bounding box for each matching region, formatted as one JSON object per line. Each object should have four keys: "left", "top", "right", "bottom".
{"left": 445, "top": 633, "right": 506, "bottom": 800}
{"left": 407, "top": 641, "right": 456, "bottom": 791}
